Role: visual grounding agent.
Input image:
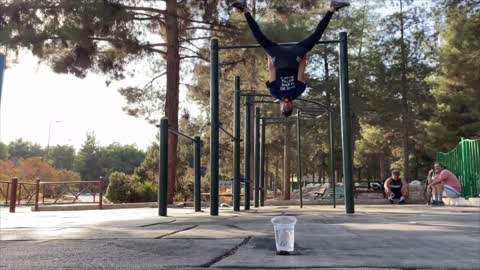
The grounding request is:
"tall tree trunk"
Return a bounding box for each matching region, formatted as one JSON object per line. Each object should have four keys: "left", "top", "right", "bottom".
{"left": 165, "top": 0, "right": 180, "bottom": 203}
{"left": 283, "top": 124, "right": 291, "bottom": 200}
{"left": 399, "top": 0, "right": 410, "bottom": 182}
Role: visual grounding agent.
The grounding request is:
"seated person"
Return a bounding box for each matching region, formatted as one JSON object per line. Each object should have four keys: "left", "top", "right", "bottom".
{"left": 427, "top": 162, "right": 462, "bottom": 206}
{"left": 384, "top": 169, "right": 408, "bottom": 204}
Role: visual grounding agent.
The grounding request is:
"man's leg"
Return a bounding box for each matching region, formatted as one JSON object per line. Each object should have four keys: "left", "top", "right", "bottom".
{"left": 399, "top": 185, "right": 409, "bottom": 204}
{"left": 432, "top": 185, "right": 445, "bottom": 206}
{"left": 244, "top": 12, "right": 278, "bottom": 56}
{"left": 296, "top": 10, "right": 334, "bottom": 54}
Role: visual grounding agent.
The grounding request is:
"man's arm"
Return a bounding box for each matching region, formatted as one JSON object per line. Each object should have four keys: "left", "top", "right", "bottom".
{"left": 297, "top": 56, "right": 307, "bottom": 83}
{"left": 384, "top": 178, "right": 392, "bottom": 193}
{"left": 267, "top": 55, "right": 275, "bottom": 82}
{"left": 428, "top": 171, "right": 446, "bottom": 188}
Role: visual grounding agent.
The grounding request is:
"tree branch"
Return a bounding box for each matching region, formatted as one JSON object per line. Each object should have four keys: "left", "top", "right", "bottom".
{"left": 142, "top": 71, "right": 167, "bottom": 91}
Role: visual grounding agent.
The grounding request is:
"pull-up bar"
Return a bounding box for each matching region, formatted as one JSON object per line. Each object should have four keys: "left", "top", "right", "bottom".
{"left": 209, "top": 32, "right": 354, "bottom": 216}
{"left": 218, "top": 39, "right": 341, "bottom": 50}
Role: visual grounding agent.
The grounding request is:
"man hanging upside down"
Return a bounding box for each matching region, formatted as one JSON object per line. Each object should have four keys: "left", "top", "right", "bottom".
{"left": 232, "top": 0, "right": 350, "bottom": 117}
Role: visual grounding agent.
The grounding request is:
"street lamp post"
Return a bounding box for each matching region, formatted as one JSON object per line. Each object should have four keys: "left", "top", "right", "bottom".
{"left": 45, "top": 120, "right": 61, "bottom": 160}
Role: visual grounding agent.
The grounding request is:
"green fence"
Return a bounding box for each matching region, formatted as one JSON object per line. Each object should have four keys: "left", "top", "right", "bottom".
{"left": 436, "top": 138, "right": 480, "bottom": 198}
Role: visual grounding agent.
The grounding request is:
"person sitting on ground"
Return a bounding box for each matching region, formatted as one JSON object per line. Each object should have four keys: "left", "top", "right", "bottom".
{"left": 231, "top": 0, "right": 350, "bottom": 117}
{"left": 427, "top": 162, "right": 462, "bottom": 206}
{"left": 384, "top": 169, "right": 409, "bottom": 204}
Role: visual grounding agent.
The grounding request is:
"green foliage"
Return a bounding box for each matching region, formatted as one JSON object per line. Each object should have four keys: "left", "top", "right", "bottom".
{"left": 105, "top": 172, "right": 133, "bottom": 203}
{"left": 74, "top": 132, "right": 103, "bottom": 180}
{"left": 0, "top": 142, "right": 8, "bottom": 160}
{"left": 7, "top": 139, "right": 45, "bottom": 160}
{"left": 106, "top": 172, "right": 157, "bottom": 203}
{"left": 419, "top": 2, "right": 480, "bottom": 152}
{"left": 48, "top": 145, "right": 76, "bottom": 170}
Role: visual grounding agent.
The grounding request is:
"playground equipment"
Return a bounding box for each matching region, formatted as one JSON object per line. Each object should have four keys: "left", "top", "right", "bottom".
{"left": 158, "top": 118, "right": 202, "bottom": 216}
{"left": 209, "top": 32, "right": 354, "bottom": 216}
{"left": 158, "top": 32, "right": 355, "bottom": 216}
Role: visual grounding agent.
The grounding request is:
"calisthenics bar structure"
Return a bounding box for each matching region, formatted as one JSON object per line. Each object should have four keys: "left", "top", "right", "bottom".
{"left": 158, "top": 118, "right": 202, "bottom": 216}
{"left": 210, "top": 32, "right": 355, "bottom": 216}
{"left": 246, "top": 96, "right": 337, "bottom": 209}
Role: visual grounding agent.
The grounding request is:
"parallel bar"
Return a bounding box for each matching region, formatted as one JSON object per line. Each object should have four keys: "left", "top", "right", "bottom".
{"left": 240, "top": 93, "right": 332, "bottom": 112}
{"left": 329, "top": 111, "right": 336, "bottom": 208}
{"left": 219, "top": 126, "right": 236, "bottom": 141}
{"left": 194, "top": 136, "right": 202, "bottom": 212}
{"left": 244, "top": 96, "right": 252, "bottom": 210}
{"left": 260, "top": 118, "right": 266, "bottom": 206}
{"left": 296, "top": 112, "right": 303, "bottom": 208}
{"left": 254, "top": 107, "right": 261, "bottom": 208}
{"left": 338, "top": 32, "right": 355, "bottom": 214}
{"left": 168, "top": 128, "right": 195, "bottom": 142}
{"left": 159, "top": 118, "right": 168, "bottom": 216}
{"left": 219, "top": 40, "right": 341, "bottom": 50}
{"left": 233, "top": 76, "right": 241, "bottom": 211}
{"left": 210, "top": 38, "right": 220, "bottom": 216}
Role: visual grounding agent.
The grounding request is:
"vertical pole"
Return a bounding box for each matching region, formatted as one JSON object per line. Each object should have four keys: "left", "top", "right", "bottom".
{"left": 296, "top": 112, "right": 303, "bottom": 208}
{"left": 233, "top": 76, "right": 241, "bottom": 211}
{"left": 159, "top": 117, "right": 169, "bottom": 216}
{"left": 194, "top": 136, "right": 202, "bottom": 212}
{"left": 339, "top": 32, "right": 355, "bottom": 214}
{"left": 34, "top": 178, "right": 40, "bottom": 211}
{"left": 210, "top": 38, "right": 220, "bottom": 216}
{"left": 0, "top": 54, "right": 5, "bottom": 130}
{"left": 329, "top": 111, "right": 336, "bottom": 208}
{"left": 9, "top": 177, "right": 18, "bottom": 213}
{"left": 244, "top": 96, "right": 251, "bottom": 210}
{"left": 254, "top": 107, "right": 261, "bottom": 208}
{"left": 260, "top": 118, "right": 266, "bottom": 206}
{"left": 98, "top": 176, "right": 104, "bottom": 210}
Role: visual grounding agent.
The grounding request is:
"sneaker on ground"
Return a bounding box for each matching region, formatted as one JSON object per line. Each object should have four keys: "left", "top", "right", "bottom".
{"left": 331, "top": 0, "right": 350, "bottom": 11}
{"left": 399, "top": 199, "right": 406, "bottom": 205}
{"left": 389, "top": 199, "right": 394, "bottom": 204}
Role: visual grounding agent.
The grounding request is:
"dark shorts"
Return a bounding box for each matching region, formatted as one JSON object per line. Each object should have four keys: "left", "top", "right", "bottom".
{"left": 391, "top": 188, "right": 402, "bottom": 199}
{"left": 266, "top": 80, "right": 307, "bottom": 100}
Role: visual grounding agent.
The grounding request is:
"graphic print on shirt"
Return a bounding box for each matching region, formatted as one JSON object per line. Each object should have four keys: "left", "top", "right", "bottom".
{"left": 280, "top": 75, "right": 295, "bottom": 91}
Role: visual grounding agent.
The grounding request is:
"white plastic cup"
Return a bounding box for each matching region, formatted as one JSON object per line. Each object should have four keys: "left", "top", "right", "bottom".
{"left": 271, "top": 216, "right": 297, "bottom": 254}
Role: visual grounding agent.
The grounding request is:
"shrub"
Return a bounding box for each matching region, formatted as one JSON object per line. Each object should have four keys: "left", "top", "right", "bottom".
{"left": 105, "top": 172, "right": 134, "bottom": 203}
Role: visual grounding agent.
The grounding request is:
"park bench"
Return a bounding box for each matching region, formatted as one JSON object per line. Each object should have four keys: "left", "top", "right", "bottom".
{"left": 314, "top": 186, "right": 345, "bottom": 200}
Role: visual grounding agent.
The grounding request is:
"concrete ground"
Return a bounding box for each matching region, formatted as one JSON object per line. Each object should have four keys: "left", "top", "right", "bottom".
{"left": 1, "top": 204, "right": 479, "bottom": 270}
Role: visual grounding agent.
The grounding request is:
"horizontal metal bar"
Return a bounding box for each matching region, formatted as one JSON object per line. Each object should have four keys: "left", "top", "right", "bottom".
{"left": 219, "top": 126, "right": 236, "bottom": 141}
{"left": 219, "top": 40, "right": 340, "bottom": 50}
{"left": 168, "top": 127, "right": 196, "bottom": 141}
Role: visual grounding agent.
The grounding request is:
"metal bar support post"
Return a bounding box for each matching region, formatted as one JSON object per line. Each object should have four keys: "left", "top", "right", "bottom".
{"left": 244, "top": 96, "right": 252, "bottom": 210}
{"left": 260, "top": 117, "right": 266, "bottom": 206}
{"left": 329, "top": 111, "right": 336, "bottom": 208}
{"left": 194, "top": 136, "right": 202, "bottom": 212}
{"left": 254, "top": 107, "right": 261, "bottom": 208}
{"left": 233, "top": 76, "right": 241, "bottom": 211}
{"left": 339, "top": 32, "right": 355, "bottom": 214}
{"left": 296, "top": 112, "right": 303, "bottom": 208}
{"left": 210, "top": 38, "right": 220, "bottom": 216}
{"left": 159, "top": 117, "right": 169, "bottom": 216}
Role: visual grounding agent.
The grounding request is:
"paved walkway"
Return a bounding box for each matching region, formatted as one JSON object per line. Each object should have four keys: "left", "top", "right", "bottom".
{"left": 1, "top": 205, "right": 479, "bottom": 269}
